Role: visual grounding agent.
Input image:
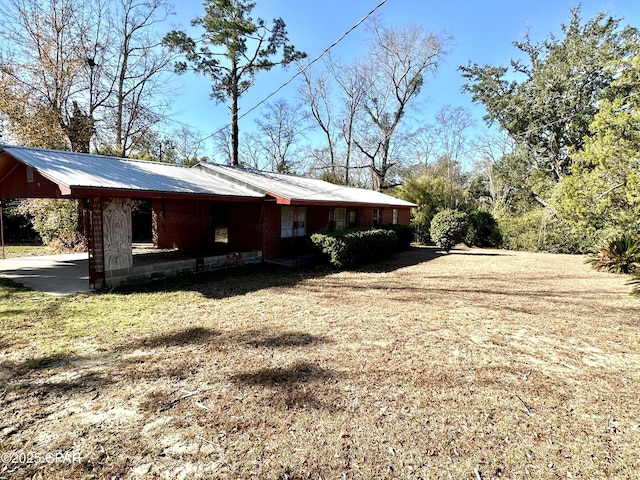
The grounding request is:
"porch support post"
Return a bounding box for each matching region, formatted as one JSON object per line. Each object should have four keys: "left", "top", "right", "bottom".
{"left": 87, "top": 197, "right": 105, "bottom": 290}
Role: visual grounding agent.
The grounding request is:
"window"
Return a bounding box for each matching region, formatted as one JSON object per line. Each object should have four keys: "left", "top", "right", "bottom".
{"left": 330, "top": 207, "right": 346, "bottom": 231}
{"left": 392, "top": 208, "right": 398, "bottom": 225}
{"left": 215, "top": 226, "right": 228, "bottom": 243}
{"left": 213, "top": 205, "right": 229, "bottom": 243}
{"left": 281, "top": 206, "right": 307, "bottom": 238}
{"left": 295, "top": 207, "right": 307, "bottom": 237}
{"left": 372, "top": 208, "right": 380, "bottom": 227}
{"left": 349, "top": 209, "right": 358, "bottom": 228}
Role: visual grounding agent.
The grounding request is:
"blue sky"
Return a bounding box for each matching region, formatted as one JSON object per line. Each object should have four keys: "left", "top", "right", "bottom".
{"left": 164, "top": 0, "right": 640, "bottom": 154}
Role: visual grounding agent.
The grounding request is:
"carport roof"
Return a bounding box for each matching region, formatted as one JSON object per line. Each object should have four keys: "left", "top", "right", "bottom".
{"left": 0, "top": 145, "right": 263, "bottom": 199}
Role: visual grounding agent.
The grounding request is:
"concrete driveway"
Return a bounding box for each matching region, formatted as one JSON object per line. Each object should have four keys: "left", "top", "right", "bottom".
{"left": 0, "top": 253, "right": 91, "bottom": 296}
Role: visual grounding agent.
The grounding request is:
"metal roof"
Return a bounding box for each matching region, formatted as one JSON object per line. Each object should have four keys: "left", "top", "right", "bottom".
{"left": 196, "top": 163, "right": 417, "bottom": 207}
{"left": 1, "top": 145, "right": 416, "bottom": 207}
{"left": 0, "top": 145, "right": 262, "bottom": 199}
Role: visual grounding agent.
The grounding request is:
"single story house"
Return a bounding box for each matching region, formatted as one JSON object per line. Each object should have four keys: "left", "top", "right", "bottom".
{"left": 0, "top": 145, "right": 415, "bottom": 289}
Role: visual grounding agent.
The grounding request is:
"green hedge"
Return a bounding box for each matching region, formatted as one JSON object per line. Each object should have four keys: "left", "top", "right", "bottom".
{"left": 381, "top": 223, "right": 413, "bottom": 251}
{"left": 310, "top": 228, "right": 398, "bottom": 267}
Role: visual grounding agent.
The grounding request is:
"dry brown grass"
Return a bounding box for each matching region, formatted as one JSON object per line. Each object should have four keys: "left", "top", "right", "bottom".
{"left": 1, "top": 246, "right": 639, "bottom": 479}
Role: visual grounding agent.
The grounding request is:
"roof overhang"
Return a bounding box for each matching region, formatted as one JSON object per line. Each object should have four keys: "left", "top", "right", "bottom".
{"left": 268, "top": 193, "right": 414, "bottom": 208}
{"left": 69, "top": 186, "right": 264, "bottom": 202}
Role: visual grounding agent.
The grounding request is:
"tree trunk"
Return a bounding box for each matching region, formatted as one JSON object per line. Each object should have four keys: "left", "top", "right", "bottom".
{"left": 230, "top": 64, "right": 240, "bottom": 166}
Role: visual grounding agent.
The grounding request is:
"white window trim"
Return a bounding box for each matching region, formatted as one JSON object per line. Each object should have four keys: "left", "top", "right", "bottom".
{"left": 281, "top": 206, "right": 307, "bottom": 238}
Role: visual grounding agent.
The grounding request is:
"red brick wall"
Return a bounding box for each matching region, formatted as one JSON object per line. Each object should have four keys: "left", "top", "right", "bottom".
{"left": 262, "top": 202, "right": 281, "bottom": 259}
{"left": 260, "top": 204, "right": 412, "bottom": 260}
{"left": 88, "top": 197, "right": 105, "bottom": 288}
{"left": 397, "top": 207, "right": 411, "bottom": 225}
{"left": 152, "top": 200, "right": 413, "bottom": 259}
{"left": 262, "top": 204, "right": 333, "bottom": 259}
{"left": 153, "top": 200, "right": 264, "bottom": 254}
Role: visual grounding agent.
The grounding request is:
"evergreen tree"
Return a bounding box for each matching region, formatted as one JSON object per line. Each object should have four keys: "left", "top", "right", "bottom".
{"left": 163, "top": 0, "right": 306, "bottom": 166}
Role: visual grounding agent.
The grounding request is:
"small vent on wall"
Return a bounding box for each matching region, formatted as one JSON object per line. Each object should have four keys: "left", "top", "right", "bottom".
{"left": 26, "top": 166, "right": 34, "bottom": 183}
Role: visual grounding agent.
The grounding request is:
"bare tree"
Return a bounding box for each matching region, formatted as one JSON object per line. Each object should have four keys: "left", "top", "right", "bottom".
{"left": 353, "top": 19, "right": 450, "bottom": 191}
{"left": 170, "top": 125, "right": 207, "bottom": 165}
{"left": 330, "top": 57, "right": 367, "bottom": 185}
{"left": 300, "top": 54, "right": 366, "bottom": 185}
{"left": 410, "top": 124, "right": 439, "bottom": 165}
{"left": 111, "top": 0, "right": 174, "bottom": 157}
{"left": 299, "top": 62, "right": 337, "bottom": 176}
{"left": 471, "top": 129, "right": 516, "bottom": 210}
{"left": 254, "top": 98, "right": 308, "bottom": 174}
{"left": 213, "top": 126, "right": 232, "bottom": 165}
{"left": 0, "top": 0, "right": 174, "bottom": 153}
{"left": 434, "top": 105, "right": 474, "bottom": 169}
{"left": 0, "top": 0, "right": 86, "bottom": 148}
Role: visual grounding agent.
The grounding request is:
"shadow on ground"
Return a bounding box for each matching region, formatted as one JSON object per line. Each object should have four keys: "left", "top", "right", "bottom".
{"left": 110, "top": 245, "right": 446, "bottom": 299}
{"left": 1, "top": 326, "right": 331, "bottom": 388}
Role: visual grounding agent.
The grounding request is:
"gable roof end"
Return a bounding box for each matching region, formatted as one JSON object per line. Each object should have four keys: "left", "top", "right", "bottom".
{"left": 0, "top": 145, "right": 263, "bottom": 199}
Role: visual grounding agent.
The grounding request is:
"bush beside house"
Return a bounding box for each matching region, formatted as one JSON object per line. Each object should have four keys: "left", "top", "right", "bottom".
{"left": 311, "top": 228, "right": 398, "bottom": 268}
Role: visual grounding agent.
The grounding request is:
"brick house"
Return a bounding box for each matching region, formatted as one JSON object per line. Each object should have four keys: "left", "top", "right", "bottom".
{"left": 194, "top": 163, "right": 414, "bottom": 260}
{"left": 0, "top": 145, "right": 415, "bottom": 289}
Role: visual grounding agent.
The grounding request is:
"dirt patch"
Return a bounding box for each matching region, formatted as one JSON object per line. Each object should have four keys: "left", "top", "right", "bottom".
{"left": 1, "top": 247, "right": 639, "bottom": 479}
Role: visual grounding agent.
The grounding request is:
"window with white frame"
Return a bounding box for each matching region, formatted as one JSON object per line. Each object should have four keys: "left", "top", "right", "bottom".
{"left": 392, "top": 208, "right": 398, "bottom": 225}
{"left": 330, "top": 207, "right": 346, "bottom": 231}
{"left": 281, "top": 206, "right": 307, "bottom": 238}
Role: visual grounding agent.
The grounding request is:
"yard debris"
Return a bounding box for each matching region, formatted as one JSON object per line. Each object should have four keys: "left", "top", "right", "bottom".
{"left": 159, "top": 388, "right": 200, "bottom": 412}
{"left": 515, "top": 393, "right": 533, "bottom": 416}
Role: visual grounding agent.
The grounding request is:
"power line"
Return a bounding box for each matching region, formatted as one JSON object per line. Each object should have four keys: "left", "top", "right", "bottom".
{"left": 198, "top": 0, "right": 390, "bottom": 144}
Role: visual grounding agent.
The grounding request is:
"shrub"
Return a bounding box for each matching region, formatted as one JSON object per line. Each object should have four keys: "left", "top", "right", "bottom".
{"left": 1, "top": 200, "right": 40, "bottom": 243}
{"left": 381, "top": 223, "right": 413, "bottom": 251}
{"left": 465, "top": 211, "right": 501, "bottom": 247}
{"left": 310, "top": 228, "right": 398, "bottom": 268}
{"left": 49, "top": 231, "right": 87, "bottom": 253}
{"left": 15, "top": 198, "right": 80, "bottom": 246}
{"left": 393, "top": 175, "right": 471, "bottom": 243}
{"left": 496, "top": 208, "right": 593, "bottom": 254}
{"left": 430, "top": 209, "right": 469, "bottom": 252}
{"left": 586, "top": 234, "right": 640, "bottom": 274}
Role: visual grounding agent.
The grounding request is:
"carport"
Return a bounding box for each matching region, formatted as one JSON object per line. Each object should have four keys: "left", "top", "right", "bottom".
{"left": 0, "top": 145, "right": 264, "bottom": 290}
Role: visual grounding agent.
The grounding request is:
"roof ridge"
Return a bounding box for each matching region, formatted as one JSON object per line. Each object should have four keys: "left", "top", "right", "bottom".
{"left": 1, "top": 144, "right": 193, "bottom": 168}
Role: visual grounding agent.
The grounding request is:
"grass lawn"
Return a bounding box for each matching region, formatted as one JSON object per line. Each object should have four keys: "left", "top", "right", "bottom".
{"left": 1, "top": 246, "right": 639, "bottom": 479}
{"left": 1, "top": 244, "right": 57, "bottom": 259}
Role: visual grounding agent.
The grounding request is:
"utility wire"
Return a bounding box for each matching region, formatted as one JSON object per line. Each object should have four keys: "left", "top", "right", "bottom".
{"left": 198, "top": 0, "right": 390, "bottom": 144}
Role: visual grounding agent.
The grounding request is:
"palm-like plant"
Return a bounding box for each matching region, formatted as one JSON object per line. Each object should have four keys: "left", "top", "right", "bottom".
{"left": 629, "top": 272, "right": 640, "bottom": 296}
{"left": 586, "top": 234, "right": 640, "bottom": 274}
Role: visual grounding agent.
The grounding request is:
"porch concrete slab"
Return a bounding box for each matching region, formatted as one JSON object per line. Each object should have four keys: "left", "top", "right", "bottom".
{"left": 0, "top": 253, "right": 90, "bottom": 296}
